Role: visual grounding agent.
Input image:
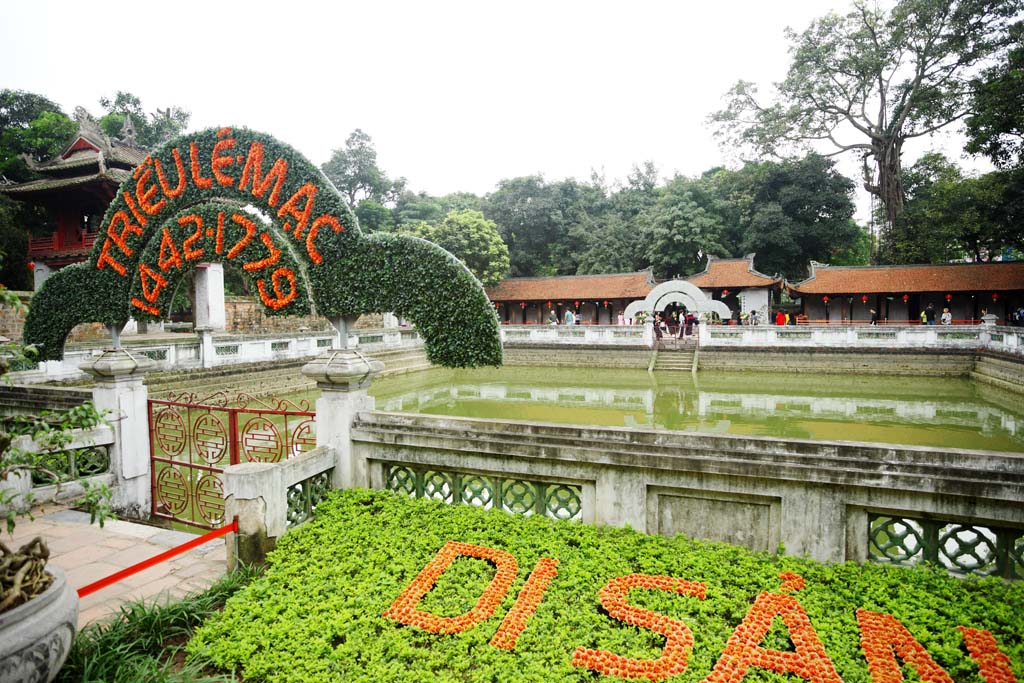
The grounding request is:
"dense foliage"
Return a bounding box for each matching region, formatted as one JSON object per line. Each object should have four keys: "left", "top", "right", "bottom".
{"left": 189, "top": 489, "right": 1024, "bottom": 683}
{"left": 966, "top": 22, "right": 1024, "bottom": 170}
{"left": 22, "top": 127, "right": 501, "bottom": 367}
{"left": 880, "top": 153, "right": 1024, "bottom": 264}
{"left": 402, "top": 210, "right": 510, "bottom": 286}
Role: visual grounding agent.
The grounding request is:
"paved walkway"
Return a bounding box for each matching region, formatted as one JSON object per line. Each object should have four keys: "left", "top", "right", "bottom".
{"left": 3, "top": 506, "right": 226, "bottom": 628}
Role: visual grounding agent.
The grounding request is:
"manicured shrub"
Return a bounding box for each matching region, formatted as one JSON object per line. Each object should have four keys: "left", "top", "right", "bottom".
{"left": 188, "top": 489, "right": 1024, "bottom": 683}
{"left": 24, "top": 128, "right": 501, "bottom": 368}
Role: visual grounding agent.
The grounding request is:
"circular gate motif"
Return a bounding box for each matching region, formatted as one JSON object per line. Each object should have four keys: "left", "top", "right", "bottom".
{"left": 195, "top": 474, "right": 225, "bottom": 526}
{"left": 154, "top": 408, "right": 187, "bottom": 457}
{"left": 240, "top": 416, "right": 284, "bottom": 462}
{"left": 288, "top": 418, "right": 316, "bottom": 456}
{"left": 193, "top": 413, "right": 228, "bottom": 464}
{"left": 155, "top": 466, "right": 189, "bottom": 515}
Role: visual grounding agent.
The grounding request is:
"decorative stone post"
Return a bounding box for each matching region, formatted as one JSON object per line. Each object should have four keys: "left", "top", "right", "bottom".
{"left": 197, "top": 326, "right": 215, "bottom": 369}
{"left": 301, "top": 342, "right": 383, "bottom": 490}
{"left": 79, "top": 349, "right": 155, "bottom": 519}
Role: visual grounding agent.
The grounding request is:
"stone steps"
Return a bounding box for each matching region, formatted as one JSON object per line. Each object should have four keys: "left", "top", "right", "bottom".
{"left": 969, "top": 353, "right": 1024, "bottom": 395}
{"left": 653, "top": 353, "right": 694, "bottom": 371}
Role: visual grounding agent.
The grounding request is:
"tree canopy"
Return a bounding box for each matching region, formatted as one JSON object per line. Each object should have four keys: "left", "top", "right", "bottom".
{"left": 321, "top": 129, "right": 405, "bottom": 210}
{"left": 880, "top": 153, "right": 1024, "bottom": 263}
{"left": 711, "top": 0, "right": 1022, "bottom": 226}
{"left": 965, "top": 22, "right": 1024, "bottom": 169}
{"left": 99, "top": 91, "right": 190, "bottom": 147}
{"left": 400, "top": 210, "right": 510, "bottom": 287}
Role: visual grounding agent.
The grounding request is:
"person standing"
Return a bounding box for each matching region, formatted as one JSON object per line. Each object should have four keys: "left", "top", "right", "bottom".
{"left": 564, "top": 308, "right": 574, "bottom": 326}
{"left": 869, "top": 309, "right": 878, "bottom": 325}
{"left": 548, "top": 309, "right": 559, "bottom": 325}
{"left": 775, "top": 310, "right": 786, "bottom": 326}
{"left": 925, "top": 303, "right": 937, "bottom": 325}
{"left": 941, "top": 307, "right": 952, "bottom": 325}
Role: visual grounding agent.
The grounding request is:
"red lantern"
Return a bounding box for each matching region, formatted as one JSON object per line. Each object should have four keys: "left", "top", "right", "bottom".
{"left": 519, "top": 302, "right": 526, "bottom": 309}
{"left": 27, "top": 262, "right": 35, "bottom": 271}
{"left": 822, "top": 295, "right": 830, "bottom": 304}
{"left": 494, "top": 302, "right": 499, "bottom": 309}
{"left": 603, "top": 300, "right": 609, "bottom": 308}
{"left": 574, "top": 300, "right": 579, "bottom": 308}
{"left": 902, "top": 294, "right": 909, "bottom": 303}
{"left": 547, "top": 301, "right": 553, "bottom": 308}
{"left": 992, "top": 292, "right": 1000, "bottom": 302}
{"left": 945, "top": 293, "right": 953, "bottom": 302}
{"left": 721, "top": 289, "right": 730, "bottom": 297}
{"left": 861, "top": 295, "right": 869, "bottom": 304}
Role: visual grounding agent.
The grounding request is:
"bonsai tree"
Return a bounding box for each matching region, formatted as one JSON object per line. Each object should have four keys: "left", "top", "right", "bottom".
{"left": 0, "top": 286, "right": 107, "bottom": 614}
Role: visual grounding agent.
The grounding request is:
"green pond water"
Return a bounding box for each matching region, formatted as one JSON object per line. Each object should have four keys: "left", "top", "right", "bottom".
{"left": 292, "top": 367, "right": 1024, "bottom": 452}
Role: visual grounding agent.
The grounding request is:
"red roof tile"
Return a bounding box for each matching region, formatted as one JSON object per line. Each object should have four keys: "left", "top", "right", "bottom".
{"left": 686, "top": 254, "right": 781, "bottom": 288}
{"left": 788, "top": 261, "right": 1024, "bottom": 294}
{"left": 486, "top": 271, "right": 654, "bottom": 301}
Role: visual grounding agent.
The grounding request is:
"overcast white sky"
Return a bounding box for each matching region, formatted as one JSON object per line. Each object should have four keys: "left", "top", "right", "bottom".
{"left": 2, "top": 0, "right": 982, "bottom": 221}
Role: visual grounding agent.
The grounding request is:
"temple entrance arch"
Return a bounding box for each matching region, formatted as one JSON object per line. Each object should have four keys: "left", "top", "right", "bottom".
{"left": 623, "top": 280, "right": 732, "bottom": 322}
{"left": 25, "top": 127, "right": 502, "bottom": 368}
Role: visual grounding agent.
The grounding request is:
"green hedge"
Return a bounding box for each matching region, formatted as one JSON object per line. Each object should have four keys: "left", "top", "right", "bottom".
{"left": 24, "top": 127, "right": 501, "bottom": 367}
{"left": 188, "top": 489, "right": 1024, "bottom": 683}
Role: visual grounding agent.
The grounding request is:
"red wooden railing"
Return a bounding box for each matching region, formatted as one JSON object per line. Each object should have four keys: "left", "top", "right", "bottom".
{"left": 27, "top": 232, "right": 98, "bottom": 256}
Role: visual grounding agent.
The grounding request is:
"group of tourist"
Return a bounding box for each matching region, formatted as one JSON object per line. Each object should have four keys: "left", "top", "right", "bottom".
{"left": 919, "top": 303, "right": 953, "bottom": 325}
{"left": 651, "top": 311, "right": 699, "bottom": 339}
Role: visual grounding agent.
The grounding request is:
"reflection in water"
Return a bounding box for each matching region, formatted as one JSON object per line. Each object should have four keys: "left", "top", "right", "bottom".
{"left": 365, "top": 367, "right": 1024, "bottom": 452}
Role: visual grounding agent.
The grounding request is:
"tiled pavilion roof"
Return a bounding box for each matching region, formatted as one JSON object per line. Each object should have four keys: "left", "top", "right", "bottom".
{"left": 486, "top": 270, "right": 655, "bottom": 302}
{"left": 686, "top": 254, "right": 781, "bottom": 288}
{"left": 788, "top": 261, "right": 1024, "bottom": 294}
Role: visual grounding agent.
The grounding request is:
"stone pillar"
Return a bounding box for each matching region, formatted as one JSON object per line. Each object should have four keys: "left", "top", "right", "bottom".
{"left": 193, "top": 263, "right": 226, "bottom": 331}
{"left": 223, "top": 461, "right": 284, "bottom": 569}
{"left": 301, "top": 350, "right": 383, "bottom": 489}
{"left": 79, "top": 349, "right": 155, "bottom": 519}
{"left": 32, "top": 262, "right": 53, "bottom": 291}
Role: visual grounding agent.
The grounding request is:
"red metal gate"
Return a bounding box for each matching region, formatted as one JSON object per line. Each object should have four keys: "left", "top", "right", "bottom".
{"left": 148, "top": 391, "right": 316, "bottom": 530}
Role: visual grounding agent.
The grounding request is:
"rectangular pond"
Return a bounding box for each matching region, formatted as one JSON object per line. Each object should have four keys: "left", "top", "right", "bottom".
{"left": 312, "top": 366, "right": 1024, "bottom": 453}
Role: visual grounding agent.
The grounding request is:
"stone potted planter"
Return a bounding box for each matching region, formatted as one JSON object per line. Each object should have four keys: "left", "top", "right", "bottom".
{"left": 0, "top": 562, "right": 77, "bottom": 683}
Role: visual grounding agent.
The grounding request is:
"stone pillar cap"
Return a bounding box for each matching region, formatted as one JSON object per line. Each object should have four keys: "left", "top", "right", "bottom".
{"left": 301, "top": 349, "right": 384, "bottom": 389}
{"left": 79, "top": 348, "right": 155, "bottom": 378}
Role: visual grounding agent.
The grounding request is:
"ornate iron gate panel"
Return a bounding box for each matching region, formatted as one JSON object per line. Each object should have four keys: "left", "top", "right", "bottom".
{"left": 149, "top": 391, "right": 316, "bottom": 530}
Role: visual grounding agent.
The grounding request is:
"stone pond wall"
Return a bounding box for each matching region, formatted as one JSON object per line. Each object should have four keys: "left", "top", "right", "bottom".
{"left": 352, "top": 412, "right": 1024, "bottom": 566}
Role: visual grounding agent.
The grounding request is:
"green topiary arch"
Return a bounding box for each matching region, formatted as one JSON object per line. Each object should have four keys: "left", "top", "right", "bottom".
{"left": 24, "top": 127, "right": 502, "bottom": 367}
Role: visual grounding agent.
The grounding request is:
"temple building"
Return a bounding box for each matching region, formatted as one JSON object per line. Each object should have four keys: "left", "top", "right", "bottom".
{"left": 685, "top": 254, "right": 782, "bottom": 322}
{"left": 789, "top": 261, "right": 1024, "bottom": 323}
{"left": 0, "top": 109, "right": 147, "bottom": 290}
{"left": 486, "top": 270, "right": 655, "bottom": 324}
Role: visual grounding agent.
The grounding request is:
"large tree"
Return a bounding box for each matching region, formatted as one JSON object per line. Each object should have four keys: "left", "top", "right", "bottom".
{"left": 321, "top": 129, "right": 405, "bottom": 209}
{"left": 711, "top": 0, "right": 1021, "bottom": 226}
{"left": 0, "top": 90, "right": 75, "bottom": 182}
{"left": 709, "top": 154, "right": 859, "bottom": 279}
{"left": 639, "top": 176, "right": 730, "bottom": 279}
{"left": 403, "top": 210, "right": 510, "bottom": 287}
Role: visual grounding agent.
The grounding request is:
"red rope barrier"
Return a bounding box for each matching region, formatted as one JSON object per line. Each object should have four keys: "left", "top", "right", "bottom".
{"left": 76, "top": 518, "right": 238, "bottom": 599}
